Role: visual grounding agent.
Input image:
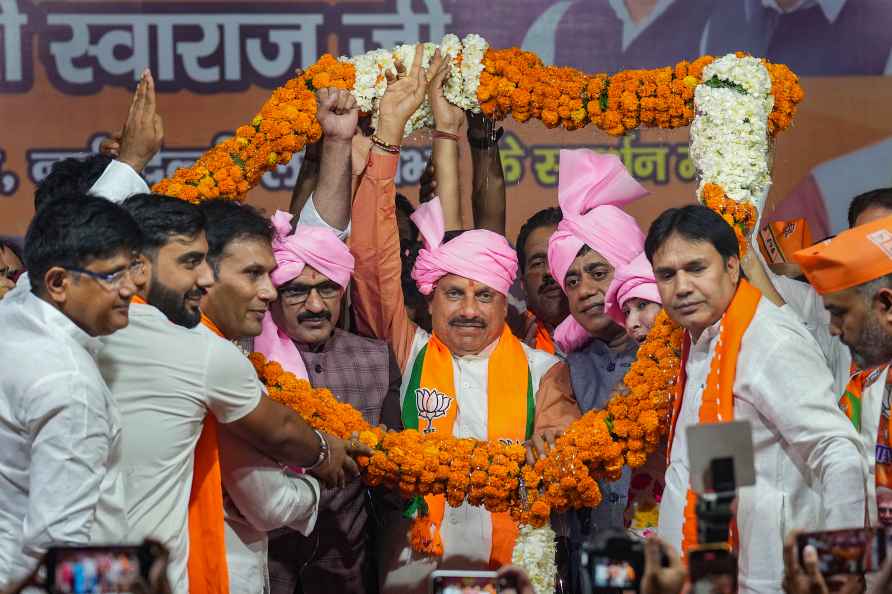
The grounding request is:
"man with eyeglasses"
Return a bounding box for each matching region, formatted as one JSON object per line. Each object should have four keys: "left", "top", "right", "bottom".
{"left": 0, "top": 195, "right": 143, "bottom": 588}
{"left": 252, "top": 209, "right": 402, "bottom": 594}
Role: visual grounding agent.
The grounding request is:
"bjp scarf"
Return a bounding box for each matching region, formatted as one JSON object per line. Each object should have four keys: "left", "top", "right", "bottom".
{"left": 525, "top": 310, "right": 556, "bottom": 354}
{"left": 129, "top": 296, "right": 229, "bottom": 594}
{"left": 840, "top": 365, "right": 892, "bottom": 514}
{"left": 667, "top": 280, "right": 762, "bottom": 557}
{"left": 190, "top": 312, "right": 230, "bottom": 594}
{"left": 401, "top": 325, "right": 534, "bottom": 567}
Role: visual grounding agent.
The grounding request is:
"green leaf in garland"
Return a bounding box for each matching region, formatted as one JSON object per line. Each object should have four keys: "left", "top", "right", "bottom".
{"left": 703, "top": 75, "right": 747, "bottom": 95}
{"left": 231, "top": 153, "right": 246, "bottom": 168}
{"left": 604, "top": 414, "right": 614, "bottom": 434}
{"left": 599, "top": 82, "right": 609, "bottom": 111}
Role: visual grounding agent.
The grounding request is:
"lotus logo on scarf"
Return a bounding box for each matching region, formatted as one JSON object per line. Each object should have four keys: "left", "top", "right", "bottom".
{"left": 415, "top": 388, "right": 453, "bottom": 433}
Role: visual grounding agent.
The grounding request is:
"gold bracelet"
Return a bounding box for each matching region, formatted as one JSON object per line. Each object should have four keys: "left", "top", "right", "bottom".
{"left": 370, "top": 134, "right": 401, "bottom": 154}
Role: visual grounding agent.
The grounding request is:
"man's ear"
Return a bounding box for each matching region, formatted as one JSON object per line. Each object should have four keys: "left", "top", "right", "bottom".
{"left": 875, "top": 288, "right": 892, "bottom": 323}
{"left": 43, "top": 266, "right": 69, "bottom": 306}
{"left": 727, "top": 254, "right": 741, "bottom": 285}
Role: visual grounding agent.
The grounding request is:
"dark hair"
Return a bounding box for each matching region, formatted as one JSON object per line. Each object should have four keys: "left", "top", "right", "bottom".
{"left": 34, "top": 155, "right": 113, "bottom": 211}
{"left": 395, "top": 193, "right": 415, "bottom": 219}
{"left": 24, "top": 194, "right": 142, "bottom": 294}
{"left": 122, "top": 194, "right": 206, "bottom": 256}
{"left": 848, "top": 188, "right": 892, "bottom": 228}
{"left": 645, "top": 205, "right": 740, "bottom": 263}
{"left": 516, "top": 207, "right": 562, "bottom": 273}
{"left": 200, "top": 201, "right": 273, "bottom": 270}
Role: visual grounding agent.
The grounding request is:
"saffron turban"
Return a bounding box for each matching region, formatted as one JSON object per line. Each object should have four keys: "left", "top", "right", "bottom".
{"left": 255, "top": 210, "right": 356, "bottom": 379}
{"left": 411, "top": 197, "right": 518, "bottom": 296}
{"left": 547, "top": 149, "right": 648, "bottom": 352}
{"left": 794, "top": 214, "right": 892, "bottom": 295}
{"left": 604, "top": 251, "right": 662, "bottom": 327}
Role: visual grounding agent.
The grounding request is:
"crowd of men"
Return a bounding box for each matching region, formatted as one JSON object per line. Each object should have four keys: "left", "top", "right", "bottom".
{"left": 3, "top": 45, "right": 892, "bottom": 594}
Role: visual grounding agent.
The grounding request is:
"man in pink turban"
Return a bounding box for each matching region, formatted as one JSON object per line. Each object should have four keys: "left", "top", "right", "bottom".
{"left": 347, "top": 55, "right": 581, "bottom": 592}
{"left": 545, "top": 149, "right": 649, "bottom": 587}
{"left": 253, "top": 210, "right": 403, "bottom": 594}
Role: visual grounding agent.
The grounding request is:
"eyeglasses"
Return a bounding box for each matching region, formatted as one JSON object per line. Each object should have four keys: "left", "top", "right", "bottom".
{"left": 67, "top": 260, "right": 145, "bottom": 290}
{"left": 278, "top": 283, "right": 342, "bottom": 305}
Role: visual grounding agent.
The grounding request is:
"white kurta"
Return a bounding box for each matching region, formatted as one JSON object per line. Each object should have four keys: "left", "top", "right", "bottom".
{"left": 379, "top": 330, "right": 562, "bottom": 594}
{"left": 770, "top": 269, "right": 887, "bottom": 525}
{"left": 0, "top": 290, "right": 127, "bottom": 587}
{"left": 658, "top": 297, "right": 867, "bottom": 594}
{"left": 220, "top": 429, "right": 320, "bottom": 594}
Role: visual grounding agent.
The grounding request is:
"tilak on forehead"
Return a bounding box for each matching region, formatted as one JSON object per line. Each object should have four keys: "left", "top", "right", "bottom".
{"left": 546, "top": 149, "right": 649, "bottom": 352}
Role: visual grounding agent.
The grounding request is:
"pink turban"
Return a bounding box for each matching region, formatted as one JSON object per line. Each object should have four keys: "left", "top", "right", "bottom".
{"left": 604, "top": 251, "right": 662, "bottom": 327}
{"left": 255, "top": 210, "right": 356, "bottom": 379}
{"left": 548, "top": 150, "right": 648, "bottom": 353}
{"left": 411, "top": 197, "right": 518, "bottom": 296}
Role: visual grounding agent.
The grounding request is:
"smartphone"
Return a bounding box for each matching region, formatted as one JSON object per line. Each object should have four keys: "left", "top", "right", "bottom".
{"left": 430, "top": 570, "right": 499, "bottom": 594}
{"left": 583, "top": 533, "right": 649, "bottom": 592}
{"left": 686, "top": 420, "right": 755, "bottom": 494}
{"left": 44, "top": 542, "right": 163, "bottom": 594}
{"left": 797, "top": 528, "right": 887, "bottom": 576}
{"left": 688, "top": 545, "right": 737, "bottom": 594}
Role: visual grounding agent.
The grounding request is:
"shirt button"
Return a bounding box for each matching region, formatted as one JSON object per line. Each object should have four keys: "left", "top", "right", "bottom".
{"left": 315, "top": 364, "right": 323, "bottom": 374}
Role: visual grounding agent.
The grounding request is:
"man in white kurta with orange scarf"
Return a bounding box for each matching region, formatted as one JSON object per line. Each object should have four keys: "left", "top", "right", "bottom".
{"left": 645, "top": 204, "right": 866, "bottom": 594}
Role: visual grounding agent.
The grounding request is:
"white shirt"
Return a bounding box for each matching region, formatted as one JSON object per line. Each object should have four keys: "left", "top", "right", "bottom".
{"left": 219, "top": 429, "right": 320, "bottom": 594}
{"left": 770, "top": 271, "right": 886, "bottom": 525}
{"left": 0, "top": 290, "right": 127, "bottom": 587}
{"left": 97, "top": 303, "right": 261, "bottom": 594}
{"left": 381, "top": 329, "right": 561, "bottom": 594}
{"left": 88, "top": 159, "right": 150, "bottom": 202}
{"left": 658, "top": 298, "right": 867, "bottom": 594}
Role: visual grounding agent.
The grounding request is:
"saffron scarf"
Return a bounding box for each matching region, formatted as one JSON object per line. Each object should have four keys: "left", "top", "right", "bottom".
{"left": 402, "top": 325, "right": 534, "bottom": 567}
{"left": 526, "top": 310, "right": 556, "bottom": 354}
{"left": 667, "top": 280, "right": 762, "bottom": 557}
{"left": 839, "top": 365, "right": 892, "bottom": 515}
{"left": 130, "top": 296, "right": 229, "bottom": 593}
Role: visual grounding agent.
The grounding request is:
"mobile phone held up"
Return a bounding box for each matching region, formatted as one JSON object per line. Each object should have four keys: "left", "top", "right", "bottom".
{"left": 430, "top": 570, "right": 499, "bottom": 594}
{"left": 688, "top": 545, "right": 737, "bottom": 594}
{"left": 581, "top": 530, "right": 668, "bottom": 593}
{"left": 797, "top": 528, "right": 888, "bottom": 577}
{"left": 43, "top": 542, "right": 163, "bottom": 594}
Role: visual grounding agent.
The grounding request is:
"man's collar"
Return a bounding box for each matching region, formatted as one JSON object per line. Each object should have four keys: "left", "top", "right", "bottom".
{"left": 25, "top": 291, "right": 103, "bottom": 357}
{"left": 760, "top": 0, "right": 846, "bottom": 23}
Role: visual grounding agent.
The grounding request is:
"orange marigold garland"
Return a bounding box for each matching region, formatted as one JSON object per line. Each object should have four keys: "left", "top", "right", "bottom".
{"left": 701, "top": 183, "right": 759, "bottom": 255}
{"left": 152, "top": 43, "right": 803, "bottom": 203}
{"left": 249, "top": 310, "right": 683, "bottom": 546}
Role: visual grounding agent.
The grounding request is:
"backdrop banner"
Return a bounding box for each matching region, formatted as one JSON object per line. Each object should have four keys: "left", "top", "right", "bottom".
{"left": 1, "top": 0, "right": 890, "bottom": 242}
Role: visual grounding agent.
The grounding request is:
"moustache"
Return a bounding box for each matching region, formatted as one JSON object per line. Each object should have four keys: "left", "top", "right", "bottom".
{"left": 449, "top": 317, "right": 486, "bottom": 328}
{"left": 185, "top": 287, "right": 207, "bottom": 301}
{"left": 539, "top": 275, "right": 558, "bottom": 294}
{"left": 298, "top": 310, "right": 332, "bottom": 323}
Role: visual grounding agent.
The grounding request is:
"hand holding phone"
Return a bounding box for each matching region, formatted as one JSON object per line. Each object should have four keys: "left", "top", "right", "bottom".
{"left": 430, "top": 570, "right": 499, "bottom": 594}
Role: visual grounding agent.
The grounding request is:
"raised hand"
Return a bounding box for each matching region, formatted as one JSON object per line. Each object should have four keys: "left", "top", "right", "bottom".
{"left": 375, "top": 44, "right": 431, "bottom": 146}
{"left": 118, "top": 69, "right": 164, "bottom": 173}
{"left": 427, "top": 50, "right": 463, "bottom": 135}
{"left": 316, "top": 87, "right": 359, "bottom": 144}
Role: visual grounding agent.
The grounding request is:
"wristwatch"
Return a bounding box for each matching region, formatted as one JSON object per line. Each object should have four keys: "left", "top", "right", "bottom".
{"left": 467, "top": 125, "right": 504, "bottom": 150}
{"left": 306, "top": 428, "right": 330, "bottom": 471}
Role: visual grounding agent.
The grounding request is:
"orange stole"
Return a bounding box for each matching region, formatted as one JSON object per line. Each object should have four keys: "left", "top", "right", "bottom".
{"left": 410, "top": 326, "right": 532, "bottom": 567}
{"left": 525, "top": 310, "right": 556, "bottom": 354}
{"left": 667, "top": 280, "right": 762, "bottom": 557}
{"left": 188, "top": 313, "right": 230, "bottom": 594}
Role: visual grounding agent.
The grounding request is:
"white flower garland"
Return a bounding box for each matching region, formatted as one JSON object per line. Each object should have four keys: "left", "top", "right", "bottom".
{"left": 690, "top": 54, "right": 773, "bottom": 213}
{"left": 511, "top": 524, "right": 557, "bottom": 594}
{"left": 344, "top": 35, "right": 489, "bottom": 136}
